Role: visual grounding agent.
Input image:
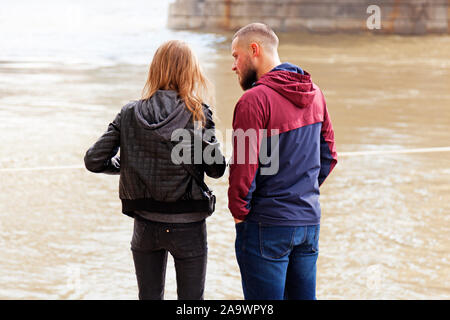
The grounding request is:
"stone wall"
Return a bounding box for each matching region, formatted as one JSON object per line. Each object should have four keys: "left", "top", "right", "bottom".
{"left": 168, "top": 0, "right": 450, "bottom": 34}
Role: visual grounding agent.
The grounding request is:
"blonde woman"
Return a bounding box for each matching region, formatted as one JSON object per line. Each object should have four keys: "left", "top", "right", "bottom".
{"left": 84, "top": 40, "right": 225, "bottom": 300}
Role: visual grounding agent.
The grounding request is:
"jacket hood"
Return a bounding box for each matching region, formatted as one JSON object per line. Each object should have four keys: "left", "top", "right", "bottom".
{"left": 134, "top": 90, "right": 192, "bottom": 140}
{"left": 255, "top": 63, "right": 317, "bottom": 108}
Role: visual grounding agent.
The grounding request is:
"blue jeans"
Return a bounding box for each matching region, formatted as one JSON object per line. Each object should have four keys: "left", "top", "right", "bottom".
{"left": 235, "top": 221, "right": 320, "bottom": 300}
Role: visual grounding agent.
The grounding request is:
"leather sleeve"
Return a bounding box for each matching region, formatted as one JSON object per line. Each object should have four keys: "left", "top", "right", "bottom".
{"left": 84, "top": 111, "right": 121, "bottom": 175}
{"left": 201, "top": 106, "right": 226, "bottom": 179}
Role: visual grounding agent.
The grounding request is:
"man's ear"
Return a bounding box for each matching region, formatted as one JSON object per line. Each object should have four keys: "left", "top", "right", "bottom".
{"left": 249, "top": 42, "right": 260, "bottom": 57}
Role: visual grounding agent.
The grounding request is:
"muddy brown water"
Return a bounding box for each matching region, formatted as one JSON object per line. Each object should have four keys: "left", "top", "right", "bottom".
{"left": 0, "top": 31, "right": 449, "bottom": 299}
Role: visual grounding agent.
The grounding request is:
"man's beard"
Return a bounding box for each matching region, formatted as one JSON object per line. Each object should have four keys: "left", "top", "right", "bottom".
{"left": 239, "top": 64, "right": 257, "bottom": 91}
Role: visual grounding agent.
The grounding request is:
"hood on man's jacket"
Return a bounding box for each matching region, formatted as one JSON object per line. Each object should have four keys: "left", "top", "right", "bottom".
{"left": 255, "top": 63, "right": 317, "bottom": 109}
{"left": 134, "top": 90, "right": 192, "bottom": 141}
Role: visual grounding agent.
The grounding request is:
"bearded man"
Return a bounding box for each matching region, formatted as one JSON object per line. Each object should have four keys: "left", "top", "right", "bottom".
{"left": 228, "top": 23, "right": 338, "bottom": 300}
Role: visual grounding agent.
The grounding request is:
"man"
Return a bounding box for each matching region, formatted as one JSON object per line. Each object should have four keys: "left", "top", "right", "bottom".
{"left": 228, "top": 23, "right": 337, "bottom": 300}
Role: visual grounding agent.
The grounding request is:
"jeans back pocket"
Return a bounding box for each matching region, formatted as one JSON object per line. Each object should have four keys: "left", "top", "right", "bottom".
{"left": 131, "top": 218, "right": 150, "bottom": 251}
{"left": 259, "top": 224, "right": 296, "bottom": 259}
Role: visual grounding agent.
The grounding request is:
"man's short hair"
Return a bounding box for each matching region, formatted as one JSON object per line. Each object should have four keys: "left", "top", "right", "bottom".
{"left": 232, "top": 23, "right": 279, "bottom": 50}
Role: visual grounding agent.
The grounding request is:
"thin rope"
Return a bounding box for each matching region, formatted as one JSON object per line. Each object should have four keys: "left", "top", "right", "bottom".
{"left": 1, "top": 146, "right": 449, "bottom": 172}
{"left": 0, "top": 165, "right": 84, "bottom": 172}
{"left": 339, "top": 146, "right": 450, "bottom": 157}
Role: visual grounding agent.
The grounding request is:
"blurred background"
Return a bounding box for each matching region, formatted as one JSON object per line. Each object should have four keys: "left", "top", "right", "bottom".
{"left": 0, "top": 0, "right": 449, "bottom": 299}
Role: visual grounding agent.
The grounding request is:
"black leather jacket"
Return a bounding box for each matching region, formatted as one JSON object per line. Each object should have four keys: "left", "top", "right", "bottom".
{"left": 84, "top": 90, "right": 225, "bottom": 218}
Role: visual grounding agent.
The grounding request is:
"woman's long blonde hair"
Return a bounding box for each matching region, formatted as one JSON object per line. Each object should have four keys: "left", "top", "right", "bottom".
{"left": 141, "top": 40, "right": 214, "bottom": 125}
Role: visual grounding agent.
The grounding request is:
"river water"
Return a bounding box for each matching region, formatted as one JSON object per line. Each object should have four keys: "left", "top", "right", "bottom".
{"left": 0, "top": 1, "right": 449, "bottom": 299}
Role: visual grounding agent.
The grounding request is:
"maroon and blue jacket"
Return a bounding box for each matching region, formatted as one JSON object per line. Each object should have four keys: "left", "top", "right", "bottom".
{"left": 228, "top": 63, "right": 337, "bottom": 226}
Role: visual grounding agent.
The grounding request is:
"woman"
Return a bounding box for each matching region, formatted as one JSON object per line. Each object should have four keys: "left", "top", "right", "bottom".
{"left": 84, "top": 40, "right": 225, "bottom": 300}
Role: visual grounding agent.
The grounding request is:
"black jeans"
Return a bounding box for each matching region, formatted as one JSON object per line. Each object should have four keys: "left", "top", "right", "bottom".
{"left": 130, "top": 217, "right": 207, "bottom": 300}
